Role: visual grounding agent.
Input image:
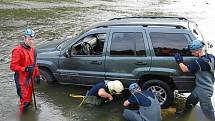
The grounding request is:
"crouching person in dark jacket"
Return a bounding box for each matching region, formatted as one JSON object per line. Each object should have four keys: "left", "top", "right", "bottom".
{"left": 123, "top": 83, "right": 161, "bottom": 121}
{"left": 84, "top": 80, "right": 124, "bottom": 106}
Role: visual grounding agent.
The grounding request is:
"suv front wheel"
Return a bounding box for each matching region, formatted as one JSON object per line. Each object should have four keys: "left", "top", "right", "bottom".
{"left": 141, "top": 79, "right": 174, "bottom": 109}
{"left": 39, "top": 69, "right": 56, "bottom": 84}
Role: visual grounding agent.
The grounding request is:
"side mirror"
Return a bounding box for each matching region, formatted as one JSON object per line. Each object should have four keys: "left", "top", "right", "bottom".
{"left": 63, "top": 49, "right": 71, "bottom": 58}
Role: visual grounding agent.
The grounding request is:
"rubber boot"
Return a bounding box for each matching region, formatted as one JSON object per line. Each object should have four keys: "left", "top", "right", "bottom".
{"left": 175, "top": 104, "right": 193, "bottom": 118}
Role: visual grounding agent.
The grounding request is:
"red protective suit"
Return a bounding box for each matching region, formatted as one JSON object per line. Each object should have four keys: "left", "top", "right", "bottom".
{"left": 10, "top": 43, "right": 40, "bottom": 113}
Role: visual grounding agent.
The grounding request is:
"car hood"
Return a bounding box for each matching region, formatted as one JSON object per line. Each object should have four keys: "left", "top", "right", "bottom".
{"left": 36, "top": 41, "right": 60, "bottom": 53}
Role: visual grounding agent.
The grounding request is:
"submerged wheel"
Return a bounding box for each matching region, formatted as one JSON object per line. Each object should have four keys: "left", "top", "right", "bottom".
{"left": 142, "top": 79, "right": 174, "bottom": 109}
{"left": 39, "top": 69, "right": 56, "bottom": 84}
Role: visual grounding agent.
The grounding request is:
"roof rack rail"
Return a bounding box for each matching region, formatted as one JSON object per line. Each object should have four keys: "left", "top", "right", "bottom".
{"left": 142, "top": 24, "right": 186, "bottom": 29}
{"left": 96, "top": 24, "right": 186, "bottom": 29}
{"left": 109, "top": 16, "right": 188, "bottom": 21}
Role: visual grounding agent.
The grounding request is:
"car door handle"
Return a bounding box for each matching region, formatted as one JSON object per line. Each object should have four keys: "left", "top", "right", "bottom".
{"left": 135, "top": 62, "right": 147, "bottom": 65}
{"left": 90, "top": 61, "right": 102, "bottom": 65}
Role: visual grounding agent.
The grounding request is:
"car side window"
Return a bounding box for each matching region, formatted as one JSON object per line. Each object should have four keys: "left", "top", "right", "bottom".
{"left": 71, "top": 33, "right": 106, "bottom": 56}
{"left": 150, "top": 32, "right": 192, "bottom": 56}
{"left": 110, "top": 32, "right": 146, "bottom": 56}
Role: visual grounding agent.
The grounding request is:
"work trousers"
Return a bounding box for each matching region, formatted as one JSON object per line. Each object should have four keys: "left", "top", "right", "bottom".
{"left": 15, "top": 73, "right": 33, "bottom": 113}
{"left": 123, "top": 109, "right": 143, "bottom": 121}
{"left": 186, "top": 87, "right": 215, "bottom": 121}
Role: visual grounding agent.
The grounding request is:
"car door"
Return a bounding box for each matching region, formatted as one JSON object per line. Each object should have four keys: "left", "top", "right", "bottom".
{"left": 58, "top": 28, "right": 110, "bottom": 85}
{"left": 105, "top": 26, "right": 151, "bottom": 87}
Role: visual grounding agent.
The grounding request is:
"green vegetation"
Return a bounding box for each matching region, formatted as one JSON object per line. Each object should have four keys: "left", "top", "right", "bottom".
{"left": 0, "top": 7, "right": 85, "bottom": 20}
{"left": 0, "top": 9, "right": 58, "bottom": 20}
{"left": 0, "top": 2, "right": 89, "bottom": 39}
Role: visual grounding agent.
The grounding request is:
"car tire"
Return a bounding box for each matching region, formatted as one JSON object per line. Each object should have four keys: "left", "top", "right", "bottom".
{"left": 141, "top": 79, "right": 174, "bottom": 109}
{"left": 39, "top": 69, "right": 56, "bottom": 84}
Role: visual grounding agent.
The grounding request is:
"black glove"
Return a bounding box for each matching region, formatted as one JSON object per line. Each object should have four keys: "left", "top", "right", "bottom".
{"left": 35, "top": 76, "right": 41, "bottom": 84}
{"left": 174, "top": 53, "right": 183, "bottom": 63}
{"left": 24, "top": 65, "right": 34, "bottom": 73}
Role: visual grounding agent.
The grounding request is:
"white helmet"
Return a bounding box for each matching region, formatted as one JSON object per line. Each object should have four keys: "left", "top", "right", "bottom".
{"left": 106, "top": 80, "right": 124, "bottom": 94}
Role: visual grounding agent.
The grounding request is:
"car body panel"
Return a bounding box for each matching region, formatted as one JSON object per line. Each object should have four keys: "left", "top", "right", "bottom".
{"left": 37, "top": 50, "right": 59, "bottom": 73}
{"left": 104, "top": 26, "right": 152, "bottom": 87}
{"left": 57, "top": 28, "right": 110, "bottom": 85}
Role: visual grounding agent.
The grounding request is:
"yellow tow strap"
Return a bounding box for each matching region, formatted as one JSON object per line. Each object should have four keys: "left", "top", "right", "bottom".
{"left": 69, "top": 93, "right": 86, "bottom": 108}
{"left": 69, "top": 94, "right": 85, "bottom": 98}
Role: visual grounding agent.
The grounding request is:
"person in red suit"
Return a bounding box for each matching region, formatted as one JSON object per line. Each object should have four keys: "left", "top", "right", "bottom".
{"left": 10, "top": 28, "right": 40, "bottom": 114}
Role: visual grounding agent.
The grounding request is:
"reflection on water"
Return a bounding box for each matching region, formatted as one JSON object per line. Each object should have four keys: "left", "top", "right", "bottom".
{"left": 0, "top": 0, "right": 215, "bottom": 121}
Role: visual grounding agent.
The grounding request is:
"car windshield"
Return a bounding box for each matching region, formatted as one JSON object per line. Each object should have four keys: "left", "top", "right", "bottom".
{"left": 57, "top": 38, "right": 72, "bottom": 50}
{"left": 57, "top": 31, "right": 85, "bottom": 50}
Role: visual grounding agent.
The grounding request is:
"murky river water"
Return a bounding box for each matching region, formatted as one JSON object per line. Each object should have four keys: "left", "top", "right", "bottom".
{"left": 0, "top": 0, "right": 214, "bottom": 121}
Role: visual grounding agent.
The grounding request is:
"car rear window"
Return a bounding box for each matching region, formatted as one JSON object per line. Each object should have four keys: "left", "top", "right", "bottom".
{"left": 150, "top": 32, "right": 192, "bottom": 56}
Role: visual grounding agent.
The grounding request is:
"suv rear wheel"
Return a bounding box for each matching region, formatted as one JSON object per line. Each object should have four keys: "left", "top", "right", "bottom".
{"left": 141, "top": 79, "right": 174, "bottom": 108}
{"left": 39, "top": 69, "right": 56, "bottom": 84}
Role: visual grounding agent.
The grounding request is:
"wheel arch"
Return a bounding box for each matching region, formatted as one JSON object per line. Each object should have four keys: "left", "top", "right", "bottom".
{"left": 138, "top": 74, "right": 177, "bottom": 91}
{"left": 38, "top": 66, "right": 57, "bottom": 82}
{"left": 138, "top": 74, "right": 177, "bottom": 108}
